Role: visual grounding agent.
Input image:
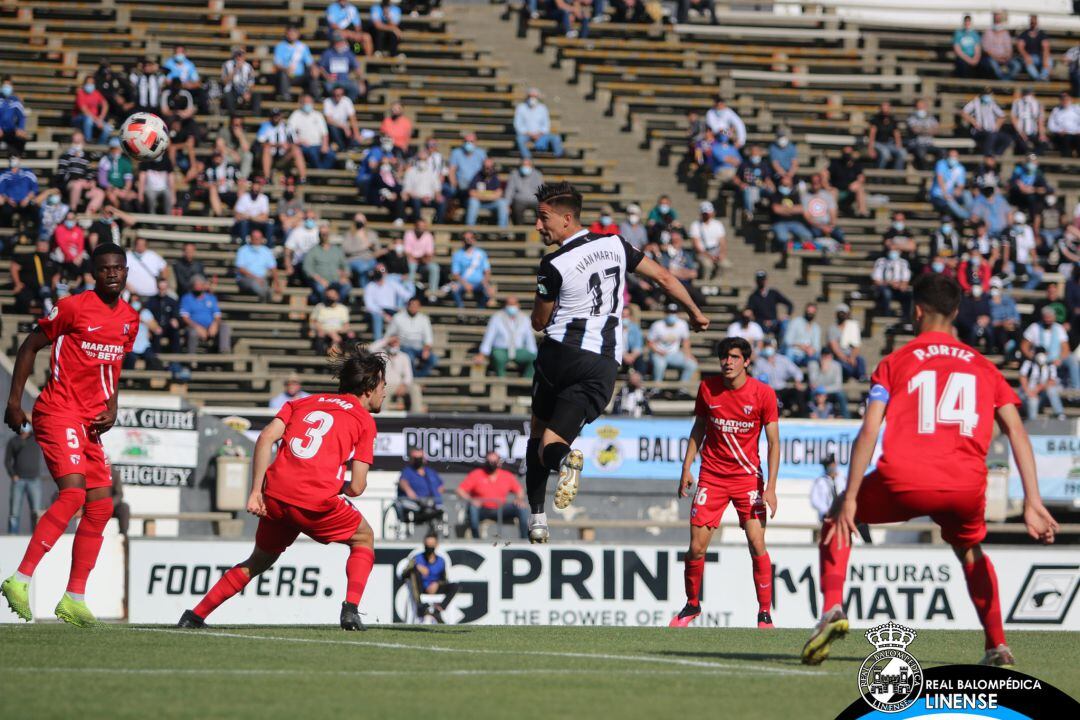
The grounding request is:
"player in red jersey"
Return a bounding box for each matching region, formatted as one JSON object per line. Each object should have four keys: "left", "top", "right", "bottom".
{"left": 178, "top": 343, "right": 386, "bottom": 631}
{"left": 802, "top": 274, "right": 1059, "bottom": 667}
{"left": 670, "top": 336, "right": 781, "bottom": 628}
{"left": 2, "top": 243, "right": 139, "bottom": 627}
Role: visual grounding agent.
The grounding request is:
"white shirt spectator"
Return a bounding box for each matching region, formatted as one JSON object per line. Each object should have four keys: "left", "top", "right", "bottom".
{"left": 962, "top": 97, "right": 1004, "bottom": 131}
{"left": 1048, "top": 103, "right": 1080, "bottom": 135}
{"left": 221, "top": 57, "right": 255, "bottom": 94}
{"left": 1013, "top": 224, "right": 1037, "bottom": 264}
{"left": 323, "top": 95, "right": 355, "bottom": 128}
{"left": 257, "top": 120, "right": 292, "bottom": 146}
{"left": 364, "top": 279, "right": 411, "bottom": 314}
{"left": 726, "top": 319, "right": 765, "bottom": 345}
{"left": 386, "top": 309, "right": 435, "bottom": 351}
{"left": 285, "top": 225, "right": 319, "bottom": 264}
{"left": 689, "top": 218, "right": 726, "bottom": 252}
{"left": 479, "top": 311, "right": 537, "bottom": 356}
{"left": 830, "top": 318, "right": 863, "bottom": 351}
{"left": 311, "top": 302, "right": 350, "bottom": 332}
{"left": 810, "top": 472, "right": 845, "bottom": 520}
{"left": 871, "top": 256, "right": 912, "bottom": 284}
{"left": 234, "top": 190, "right": 270, "bottom": 219}
{"left": 126, "top": 248, "right": 167, "bottom": 297}
{"left": 1019, "top": 358, "right": 1057, "bottom": 387}
{"left": 704, "top": 106, "right": 746, "bottom": 146}
{"left": 403, "top": 161, "right": 442, "bottom": 199}
{"left": 1023, "top": 321, "right": 1070, "bottom": 361}
{"left": 1011, "top": 95, "right": 1043, "bottom": 137}
{"left": 269, "top": 389, "right": 309, "bottom": 410}
{"left": 287, "top": 108, "right": 329, "bottom": 147}
{"left": 648, "top": 318, "right": 690, "bottom": 355}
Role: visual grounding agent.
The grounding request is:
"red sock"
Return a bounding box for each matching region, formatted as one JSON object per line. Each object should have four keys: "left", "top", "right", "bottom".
{"left": 67, "top": 497, "right": 113, "bottom": 595}
{"left": 193, "top": 566, "right": 251, "bottom": 619}
{"left": 751, "top": 553, "right": 772, "bottom": 612}
{"left": 17, "top": 487, "right": 86, "bottom": 577}
{"left": 819, "top": 519, "right": 852, "bottom": 613}
{"left": 684, "top": 557, "right": 704, "bottom": 606}
{"left": 345, "top": 546, "right": 375, "bottom": 605}
{"left": 963, "top": 555, "right": 1006, "bottom": 650}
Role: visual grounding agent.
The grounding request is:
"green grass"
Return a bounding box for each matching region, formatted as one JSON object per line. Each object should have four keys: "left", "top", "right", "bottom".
{"left": 0, "top": 625, "right": 1077, "bottom": 719}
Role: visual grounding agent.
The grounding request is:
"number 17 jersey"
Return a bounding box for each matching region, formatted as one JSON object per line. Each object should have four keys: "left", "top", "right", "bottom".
{"left": 263, "top": 393, "right": 377, "bottom": 512}
{"left": 870, "top": 331, "right": 1019, "bottom": 492}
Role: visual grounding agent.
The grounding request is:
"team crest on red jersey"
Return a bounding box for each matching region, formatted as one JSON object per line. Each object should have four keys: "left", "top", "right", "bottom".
{"left": 123, "top": 323, "right": 131, "bottom": 335}
{"left": 743, "top": 405, "right": 754, "bottom": 415}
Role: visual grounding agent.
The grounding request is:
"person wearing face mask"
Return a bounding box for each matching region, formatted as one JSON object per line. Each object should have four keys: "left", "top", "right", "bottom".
{"left": 961, "top": 89, "right": 1011, "bottom": 156}
{"left": 1022, "top": 306, "right": 1080, "bottom": 389}
{"left": 456, "top": 452, "right": 529, "bottom": 539}
{"left": 1019, "top": 347, "right": 1065, "bottom": 420}
{"left": 449, "top": 231, "right": 493, "bottom": 308}
{"left": 395, "top": 447, "right": 445, "bottom": 529}
{"left": 867, "top": 101, "right": 908, "bottom": 170}
{"left": 617, "top": 202, "right": 648, "bottom": 250}
{"left": 284, "top": 208, "right": 320, "bottom": 278}
{"left": 122, "top": 295, "right": 164, "bottom": 372}
{"left": 53, "top": 211, "right": 87, "bottom": 275}
{"left": 956, "top": 282, "right": 993, "bottom": 350}
{"left": 905, "top": 99, "right": 940, "bottom": 170}
{"left": 159, "top": 78, "right": 199, "bottom": 176}
{"left": 56, "top": 132, "right": 105, "bottom": 214}
{"left": 952, "top": 14, "right": 983, "bottom": 78}
{"left": 981, "top": 12, "right": 1020, "bottom": 80}
{"left": 162, "top": 45, "right": 205, "bottom": 110}
{"left": 733, "top": 145, "right": 775, "bottom": 220}
{"left": 72, "top": 74, "right": 113, "bottom": 145}
{"left": 403, "top": 534, "right": 459, "bottom": 623}
{"left": 689, "top": 200, "right": 729, "bottom": 278}
{"left": 753, "top": 338, "right": 806, "bottom": 417}
{"left": 257, "top": 108, "right": 307, "bottom": 185}
{"left": 987, "top": 277, "right": 1020, "bottom": 355}
{"left": 232, "top": 177, "right": 272, "bottom": 243}
{"left": 356, "top": 135, "right": 399, "bottom": 201}
{"left": 1010, "top": 88, "right": 1048, "bottom": 157}
{"left": 648, "top": 303, "right": 699, "bottom": 385}
{"left": 386, "top": 296, "right": 437, "bottom": 377}
{"left": 782, "top": 303, "right": 821, "bottom": 367}
{"left": 1008, "top": 153, "right": 1053, "bottom": 224}
{"left": 465, "top": 157, "right": 509, "bottom": 227}
{"left": 370, "top": 0, "right": 405, "bottom": 57}
{"left": 0, "top": 75, "right": 28, "bottom": 155}
{"left": 620, "top": 305, "right": 648, "bottom": 375}
{"left": 401, "top": 148, "right": 448, "bottom": 224}
{"left": 970, "top": 179, "right": 1011, "bottom": 238}
{"left": 589, "top": 204, "right": 620, "bottom": 235}
{"left": 180, "top": 274, "right": 231, "bottom": 354}
{"left": 503, "top": 157, "right": 544, "bottom": 224}
{"left": 474, "top": 295, "right": 538, "bottom": 377}
{"left": 303, "top": 222, "right": 352, "bottom": 303}
{"left": 929, "top": 149, "right": 972, "bottom": 220}
{"left": 380, "top": 334, "right": 426, "bottom": 411}
{"left": 39, "top": 192, "right": 71, "bottom": 244}
{"left": 930, "top": 215, "right": 962, "bottom": 261}
{"left": 318, "top": 34, "right": 365, "bottom": 101}
{"left": 323, "top": 84, "right": 360, "bottom": 151}
{"left": 646, "top": 195, "right": 678, "bottom": 242}
{"left": 363, "top": 264, "right": 411, "bottom": 339}
{"left": 0, "top": 154, "right": 40, "bottom": 243}
{"left": 958, "top": 251, "right": 992, "bottom": 298}
{"left": 202, "top": 151, "right": 239, "bottom": 218}
{"left": 802, "top": 172, "right": 844, "bottom": 251}
{"left": 287, "top": 94, "right": 335, "bottom": 170}
{"left": 882, "top": 210, "right": 916, "bottom": 258}
{"left": 1017, "top": 14, "right": 1053, "bottom": 82}
{"left": 514, "top": 88, "right": 564, "bottom": 159}
{"left": 5, "top": 419, "right": 46, "bottom": 534}
{"left": 727, "top": 308, "right": 765, "bottom": 353}
{"left": 379, "top": 102, "right": 413, "bottom": 153}
{"left": 613, "top": 370, "right": 653, "bottom": 418}
{"left": 827, "top": 303, "right": 866, "bottom": 381}
{"left": 309, "top": 286, "right": 355, "bottom": 355}
{"left": 97, "top": 138, "right": 137, "bottom": 210}
{"left": 825, "top": 145, "right": 868, "bottom": 216}
{"left": 448, "top": 131, "right": 487, "bottom": 207}
{"left": 767, "top": 128, "right": 799, "bottom": 185}
{"left": 221, "top": 48, "right": 259, "bottom": 116}
{"left": 1008, "top": 211, "right": 1044, "bottom": 290}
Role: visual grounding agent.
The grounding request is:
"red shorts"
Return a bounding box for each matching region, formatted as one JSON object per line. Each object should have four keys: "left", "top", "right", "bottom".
{"left": 853, "top": 470, "right": 986, "bottom": 546}
{"left": 690, "top": 474, "right": 766, "bottom": 528}
{"left": 32, "top": 412, "right": 111, "bottom": 490}
{"left": 256, "top": 494, "right": 364, "bottom": 554}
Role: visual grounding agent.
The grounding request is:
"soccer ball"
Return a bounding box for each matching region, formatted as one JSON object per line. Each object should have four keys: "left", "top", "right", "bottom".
{"left": 120, "top": 112, "right": 169, "bottom": 161}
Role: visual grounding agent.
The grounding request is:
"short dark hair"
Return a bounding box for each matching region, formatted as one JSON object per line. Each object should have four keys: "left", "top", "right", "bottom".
{"left": 535, "top": 181, "right": 582, "bottom": 219}
{"left": 92, "top": 242, "right": 126, "bottom": 263}
{"left": 716, "top": 336, "right": 753, "bottom": 362}
{"left": 328, "top": 341, "right": 387, "bottom": 397}
{"left": 913, "top": 272, "right": 962, "bottom": 318}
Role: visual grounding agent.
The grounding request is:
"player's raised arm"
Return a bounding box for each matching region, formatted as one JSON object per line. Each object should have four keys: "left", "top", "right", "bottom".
{"left": 678, "top": 416, "right": 707, "bottom": 498}
{"left": 763, "top": 421, "right": 780, "bottom": 518}
{"left": 4, "top": 327, "right": 51, "bottom": 432}
{"left": 995, "top": 403, "right": 1058, "bottom": 544}
{"left": 248, "top": 418, "right": 286, "bottom": 516}
{"left": 632, "top": 255, "right": 710, "bottom": 332}
{"left": 829, "top": 396, "right": 886, "bottom": 548}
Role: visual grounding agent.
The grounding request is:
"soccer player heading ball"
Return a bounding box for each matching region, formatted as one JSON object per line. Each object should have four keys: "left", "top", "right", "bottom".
{"left": 802, "top": 273, "right": 1059, "bottom": 668}
{"left": 178, "top": 343, "right": 386, "bottom": 631}
{"left": 525, "top": 182, "right": 709, "bottom": 543}
{"left": 2, "top": 243, "right": 139, "bottom": 627}
{"left": 670, "top": 336, "right": 780, "bottom": 629}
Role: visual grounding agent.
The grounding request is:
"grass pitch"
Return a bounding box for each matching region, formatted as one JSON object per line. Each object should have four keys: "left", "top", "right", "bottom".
{"left": 0, "top": 624, "right": 1076, "bottom": 719}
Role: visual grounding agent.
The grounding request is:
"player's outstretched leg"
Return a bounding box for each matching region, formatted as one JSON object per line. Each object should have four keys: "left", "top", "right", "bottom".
{"left": 670, "top": 525, "right": 712, "bottom": 627}
{"left": 340, "top": 520, "right": 376, "bottom": 631}
{"left": 957, "top": 544, "right": 1013, "bottom": 667}
{"left": 56, "top": 495, "right": 114, "bottom": 628}
{"left": 178, "top": 549, "right": 277, "bottom": 628}
{"left": 2, "top": 483, "right": 87, "bottom": 622}
{"left": 801, "top": 518, "right": 851, "bottom": 665}
{"left": 744, "top": 519, "right": 774, "bottom": 628}
{"left": 524, "top": 437, "right": 552, "bottom": 544}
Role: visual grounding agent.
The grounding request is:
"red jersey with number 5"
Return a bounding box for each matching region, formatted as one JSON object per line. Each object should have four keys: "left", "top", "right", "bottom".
{"left": 36, "top": 291, "right": 139, "bottom": 424}
{"left": 870, "top": 331, "right": 1019, "bottom": 492}
{"left": 263, "top": 393, "right": 377, "bottom": 512}
{"left": 694, "top": 376, "right": 778, "bottom": 483}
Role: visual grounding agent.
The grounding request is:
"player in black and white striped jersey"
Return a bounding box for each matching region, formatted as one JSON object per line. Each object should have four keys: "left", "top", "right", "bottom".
{"left": 525, "top": 182, "right": 709, "bottom": 543}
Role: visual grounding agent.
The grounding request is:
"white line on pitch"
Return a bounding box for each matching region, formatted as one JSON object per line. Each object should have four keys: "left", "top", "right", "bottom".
{"left": 131, "top": 627, "right": 823, "bottom": 677}
{"left": 2, "top": 667, "right": 729, "bottom": 678}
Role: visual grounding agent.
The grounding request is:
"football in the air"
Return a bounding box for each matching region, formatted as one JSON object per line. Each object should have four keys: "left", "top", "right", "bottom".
{"left": 120, "top": 112, "right": 169, "bottom": 161}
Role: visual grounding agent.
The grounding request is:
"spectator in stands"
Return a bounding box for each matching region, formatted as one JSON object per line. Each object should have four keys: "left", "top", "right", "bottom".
{"left": 590, "top": 205, "right": 619, "bottom": 235}
{"left": 449, "top": 231, "right": 492, "bottom": 307}
{"left": 55, "top": 133, "right": 104, "bottom": 214}
{"left": 232, "top": 177, "right": 272, "bottom": 243}
{"left": 275, "top": 175, "right": 303, "bottom": 243}
{"left": 51, "top": 210, "right": 83, "bottom": 284}
{"left": 611, "top": 368, "right": 652, "bottom": 416}
{"left": 181, "top": 275, "right": 231, "bottom": 354}
{"left": 380, "top": 102, "right": 412, "bottom": 153}
{"left": 1011, "top": 88, "right": 1048, "bottom": 156}
{"left": 402, "top": 148, "right": 447, "bottom": 223}
{"left": 342, "top": 212, "right": 379, "bottom": 287}
{"left": 905, "top": 99, "right": 940, "bottom": 170}
{"left": 747, "top": 270, "right": 792, "bottom": 337}
{"left": 283, "top": 208, "right": 319, "bottom": 280}
{"left": 1017, "top": 14, "right": 1052, "bottom": 82}
{"left": 958, "top": 251, "right": 992, "bottom": 296}
{"left": 972, "top": 179, "right": 1012, "bottom": 239}
{"left": 962, "top": 89, "right": 1011, "bottom": 157}
{"left": 323, "top": 84, "right": 360, "bottom": 151}
{"left": 160, "top": 78, "right": 199, "bottom": 176}
{"left": 258, "top": 108, "right": 307, "bottom": 184}
{"left": 403, "top": 218, "right": 439, "bottom": 292}
{"left": 123, "top": 296, "right": 163, "bottom": 371}
{"left": 98, "top": 138, "right": 136, "bottom": 209}
{"left": 235, "top": 228, "right": 280, "bottom": 302}
{"left": 931, "top": 216, "right": 962, "bottom": 264}
{"left": 0, "top": 77, "right": 28, "bottom": 155}
{"left": 705, "top": 95, "right": 746, "bottom": 149}
{"left": 882, "top": 211, "right": 917, "bottom": 261}
{"left": 1048, "top": 93, "right": 1080, "bottom": 158}
{"left": 72, "top": 75, "right": 112, "bottom": 145}
{"left": 648, "top": 303, "right": 697, "bottom": 383}
{"left": 929, "top": 148, "right": 972, "bottom": 221}
{"left": 387, "top": 296, "right": 437, "bottom": 377}
{"left": 364, "top": 263, "right": 411, "bottom": 339}
{"left": 1008, "top": 154, "right": 1052, "bottom": 224}
{"left": 87, "top": 204, "right": 134, "bottom": 248}
{"left": 611, "top": 0, "right": 649, "bottom": 23}
{"left": 732, "top": 144, "right": 774, "bottom": 220}
{"left": 456, "top": 452, "right": 529, "bottom": 539}
{"left": 168, "top": 245, "right": 206, "bottom": 307}
{"left": 1022, "top": 306, "right": 1080, "bottom": 387}
{"left": 646, "top": 195, "right": 677, "bottom": 242}
{"left": 448, "top": 132, "right": 487, "bottom": 209}
{"left": 988, "top": 277, "right": 1021, "bottom": 355}
{"left": 982, "top": 12, "right": 1019, "bottom": 80}
{"left": 288, "top": 94, "right": 335, "bottom": 170}
{"left": 769, "top": 175, "right": 812, "bottom": 249}
{"left": 504, "top": 157, "right": 543, "bottom": 225}
{"left": 217, "top": 116, "right": 254, "bottom": 179}
{"left": 396, "top": 447, "right": 444, "bottom": 527}
{"left": 273, "top": 26, "right": 318, "bottom": 101}
{"left": 95, "top": 62, "right": 133, "bottom": 125}
{"left": 474, "top": 295, "right": 536, "bottom": 377}
{"left": 828, "top": 303, "right": 866, "bottom": 381}
{"left": 768, "top": 128, "right": 799, "bottom": 186}
{"left": 11, "top": 238, "right": 58, "bottom": 313}
{"left": 465, "top": 158, "right": 509, "bottom": 227}
{"left": 809, "top": 349, "right": 848, "bottom": 419}
{"left": 126, "top": 236, "right": 168, "bottom": 298}
{"left": 689, "top": 201, "right": 728, "bottom": 279}
{"left": 619, "top": 203, "right": 647, "bottom": 250}
{"left": 162, "top": 45, "right": 204, "bottom": 111}
{"left": 548, "top": 0, "right": 591, "bottom": 39}
{"left": 309, "top": 286, "right": 355, "bottom": 355}
{"left": 1020, "top": 347, "right": 1065, "bottom": 420}
{"left": 269, "top": 374, "right": 310, "bottom": 410}
{"left": 0, "top": 156, "right": 39, "bottom": 240}
{"left": 953, "top": 14, "right": 982, "bottom": 78}
{"left": 129, "top": 58, "right": 166, "bottom": 115}
{"left": 727, "top": 308, "right": 765, "bottom": 352}
{"left": 5, "top": 421, "right": 44, "bottom": 534}
{"left": 144, "top": 279, "right": 181, "bottom": 362}
{"left": 514, "top": 88, "right": 563, "bottom": 159}
{"left": 1010, "top": 212, "right": 1044, "bottom": 290}
{"left": 372, "top": 155, "right": 407, "bottom": 225}
{"left": 371, "top": 0, "right": 405, "bottom": 57}
{"left": 203, "top": 150, "right": 239, "bottom": 218}
{"left": 783, "top": 303, "right": 821, "bottom": 367}
{"left": 660, "top": 229, "right": 704, "bottom": 305}
{"left": 621, "top": 304, "right": 647, "bottom": 375}
{"left": 802, "top": 172, "right": 843, "bottom": 251}
{"left": 809, "top": 388, "right": 835, "bottom": 420}
{"left": 376, "top": 236, "right": 412, "bottom": 290}
{"left": 319, "top": 33, "right": 366, "bottom": 102}
{"left": 137, "top": 155, "right": 174, "bottom": 216}
{"left": 872, "top": 249, "right": 913, "bottom": 319}
{"left": 41, "top": 193, "right": 71, "bottom": 245}
{"left": 867, "top": 101, "right": 907, "bottom": 170}
{"left": 703, "top": 131, "right": 741, "bottom": 179}
{"left": 825, "top": 146, "right": 868, "bottom": 217}
{"left": 326, "top": 0, "right": 373, "bottom": 56}
{"left": 383, "top": 335, "right": 426, "bottom": 411}
{"left": 220, "top": 48, "right": 259, "bottom": 116}
{"left": 754, "top": 338, "right": 805, "bottom": 417}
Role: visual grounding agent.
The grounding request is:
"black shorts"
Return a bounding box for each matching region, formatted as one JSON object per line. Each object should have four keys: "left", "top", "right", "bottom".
{"left": 532, "top": 340, "right": 618, "bottom": 440}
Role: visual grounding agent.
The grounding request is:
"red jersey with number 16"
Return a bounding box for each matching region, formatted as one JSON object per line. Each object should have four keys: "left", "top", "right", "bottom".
{"left": 870, "top": 331, "right": 1019, "bottom": 492}
{"left": 263, "top": 393, "right": 377, "bottom": 512}
{"left": 694, "top": 376, "right": 778, "bottom": 482}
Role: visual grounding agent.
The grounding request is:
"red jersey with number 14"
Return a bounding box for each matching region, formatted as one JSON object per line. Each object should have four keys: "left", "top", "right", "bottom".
{"left": 263, "top": 393, "right": 377, "bottom": 512}
{"left": 695, "top": 376, "right": 778, "bottom": 482}
{"left": 870, "top": 331, "right": 1019, "bottom": 492}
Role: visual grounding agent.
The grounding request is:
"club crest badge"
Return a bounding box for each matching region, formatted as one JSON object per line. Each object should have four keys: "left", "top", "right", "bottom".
{"left": 857, "top": 622, "right": 924, "bottom": 713}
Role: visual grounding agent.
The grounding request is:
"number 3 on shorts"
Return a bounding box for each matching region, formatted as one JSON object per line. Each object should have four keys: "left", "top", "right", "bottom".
{"left": 694, "top": 487, "right": 709, "bottom": 506}
{"left": 66, "top": 428, "right": 80, "bottom": 449}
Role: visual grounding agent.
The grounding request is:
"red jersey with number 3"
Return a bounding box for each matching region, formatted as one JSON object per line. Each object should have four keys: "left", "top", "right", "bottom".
{"left": 695, "top": 376, "right": 778, "bottom": 483}
{"left": 263, "top": 393, "right": 377, "bottom": 512}
{"left": 870, "top": 331, "right": 1019, "bottom": 492}
{"left": 36, "top": 292, "right": 139, "bottom": 424}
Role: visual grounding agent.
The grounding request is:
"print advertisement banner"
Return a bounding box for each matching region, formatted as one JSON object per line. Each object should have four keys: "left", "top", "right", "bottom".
{"left": 1008, "top": 435, "right": 1080, "bottom": 504}
{"left": 101, "top": 407, "right": 199, "bottom": 487}
{"left": 127, "top": 541, "right": 1080, "bottom": 630}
